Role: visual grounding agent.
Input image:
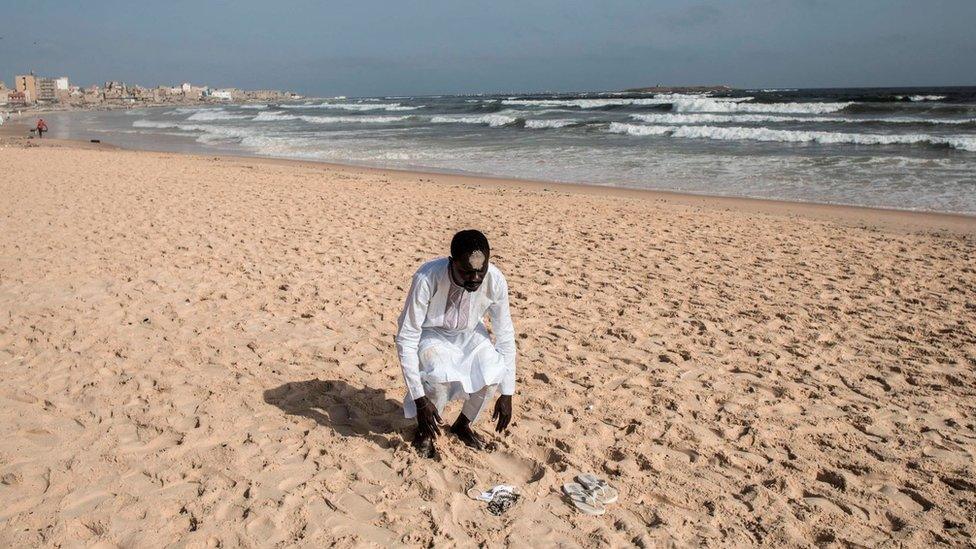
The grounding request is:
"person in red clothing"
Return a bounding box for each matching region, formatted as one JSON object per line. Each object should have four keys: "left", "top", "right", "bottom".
{"left": 36, "top": 118, "right": 48, "bottom": 138}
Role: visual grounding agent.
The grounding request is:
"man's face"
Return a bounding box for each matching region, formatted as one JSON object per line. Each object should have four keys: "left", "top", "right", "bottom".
{"left": 450, "top": 250, "right": 488, "bottom": 292}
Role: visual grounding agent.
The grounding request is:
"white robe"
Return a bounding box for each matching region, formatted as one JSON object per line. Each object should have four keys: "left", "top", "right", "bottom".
{"left": 396, "top": 257, "right": 517, "bottom": 418}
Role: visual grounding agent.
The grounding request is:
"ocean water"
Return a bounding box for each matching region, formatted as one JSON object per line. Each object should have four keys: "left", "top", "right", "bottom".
{"left": 42, "top": 87, "right": 976, "bottom": 214}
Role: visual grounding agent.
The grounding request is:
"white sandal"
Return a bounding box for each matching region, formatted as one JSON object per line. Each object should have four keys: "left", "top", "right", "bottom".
{"left": 576, "top": 473, "right": 618, "bottom": 504}
{"left": 562, "top": 482, "right": 606, "bottom": 516}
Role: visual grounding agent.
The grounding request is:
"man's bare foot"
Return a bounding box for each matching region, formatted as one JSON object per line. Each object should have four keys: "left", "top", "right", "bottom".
{"left": 450, "top": 415, "right": 484, "bottom": 450}
{"left": 412, "top": 429, "right": 439, "bottom": 459}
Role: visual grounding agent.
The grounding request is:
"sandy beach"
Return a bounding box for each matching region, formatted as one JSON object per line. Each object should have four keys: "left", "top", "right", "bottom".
{"left": 1, "top": 130, "right": 975, "bottom": 546}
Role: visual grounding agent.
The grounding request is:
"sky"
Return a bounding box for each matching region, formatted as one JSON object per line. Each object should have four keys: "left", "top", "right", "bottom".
{"left": 1, "top": 0, "right": 974, "bottom": 96}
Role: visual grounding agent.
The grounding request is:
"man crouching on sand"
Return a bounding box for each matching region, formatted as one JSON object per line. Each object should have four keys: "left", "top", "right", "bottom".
{"left": 395, "top": 229, "right": 517, "bottom": 458}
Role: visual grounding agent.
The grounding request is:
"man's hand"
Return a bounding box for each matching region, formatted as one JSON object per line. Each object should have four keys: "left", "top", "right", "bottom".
{"left": 414, "top": 396, "right": 442, "bottom": 439}
{"left": 493, "top": 394, "right": 513, "bottom": 433}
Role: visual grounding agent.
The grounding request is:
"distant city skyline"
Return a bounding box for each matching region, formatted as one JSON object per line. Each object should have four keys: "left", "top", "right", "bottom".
{"left": 1, "top": 1, "right": 974, "bottom": 97}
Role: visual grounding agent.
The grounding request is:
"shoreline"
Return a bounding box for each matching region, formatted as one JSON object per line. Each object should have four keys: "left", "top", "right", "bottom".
{"left": 3, "top": 114, "right": 974, "bottom": 235}
{"left": 0, "top": 99, "right": 272, "bottom": 117}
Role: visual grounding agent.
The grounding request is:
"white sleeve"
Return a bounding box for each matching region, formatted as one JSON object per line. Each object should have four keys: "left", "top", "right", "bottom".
{"left": 488, "top": 274, "right": 517, "bottom": 395}
{"left": 395, "top": 272, "right": 431, "bottom": 401}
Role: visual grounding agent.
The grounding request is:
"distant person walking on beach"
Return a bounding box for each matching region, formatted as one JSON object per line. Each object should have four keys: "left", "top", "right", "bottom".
{"left": 396, "top": 229, "right": 517, "bottom": 458}
{"left": 35, "top": 118, "right": 48, "bottom": 138}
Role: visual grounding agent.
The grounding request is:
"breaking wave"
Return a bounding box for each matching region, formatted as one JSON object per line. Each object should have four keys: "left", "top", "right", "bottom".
{"left": 631, "top": 113, "right": 976, "bottom": 126}
{"left": 909, "top": 95, "right": 947, "bottom": 102}
{"left": 606, "top": 123, "right": 672, "bottom": 137}
{"left": 430, "top": 114, "right": 520, "bottom": 127}
{"left": 303, "top": 115, "right": 412, "bottom": 124}
{"left": 524, "top": 119, "right": 579, "bottom": 129}
{"left": 252, "top": 111, "right": 296, "bottom": 121}
{"left": 502, "top": 95, "right": 854, "bottom": 114}
{"left": 185, "top": 109, "right": 251, "bottom": 121}
{"left": 132, "top": 119, "right": 188, "bottom": 129}
{"left": 434, "top": 116, "right": 577, "bottom": 129}
{"left": 169, "top": 107, "right": 205, "bottom": 115}
{"left": 843, "top": 103, "right": 975, "bottom": 115}
{"left": 670, "top": 98, "right": 852, "bottom": 114}
{"left": 281, "top": 101, "right": 421, "bottom": 111}
{"left": 132, "top": 119, "right": 263, "bottom": 144}
{"left": 607, "top": 122, "right": 976, "bottom": 151}
{"left": 253, "top": 111, "right": 411, "bottom": 124}
{"left": 501, "top": 95, "right": 699, "bottom": 109}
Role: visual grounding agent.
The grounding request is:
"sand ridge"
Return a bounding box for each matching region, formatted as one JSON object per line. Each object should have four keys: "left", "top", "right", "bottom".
{"left": 0, "top": 145, "right": 974, "bottom": 546}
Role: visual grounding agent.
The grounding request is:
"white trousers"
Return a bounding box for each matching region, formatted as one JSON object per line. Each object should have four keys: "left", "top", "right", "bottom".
{"left": 405, "top": 380, "right": 497, "bottom": 424}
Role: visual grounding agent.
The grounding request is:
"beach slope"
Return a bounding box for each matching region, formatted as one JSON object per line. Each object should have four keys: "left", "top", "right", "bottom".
{"left": 1, "top": 143, "right": 974, "bottom": 546}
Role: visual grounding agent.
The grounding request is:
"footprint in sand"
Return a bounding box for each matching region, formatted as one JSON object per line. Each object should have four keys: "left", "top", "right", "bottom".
{"left": 60, "top": 488, "right": 115, "bottom": 519}
{"left": 359, "top": 460, "right": 396, "bottom": 484}
{"left": 816, "top": 469, "right": 848, "bottom": 491}
{"left": 879, "top": 485, "right": 933, "bottom": 513}
{"left": 486, "top": 452, "right": 545, "bottom": 485}
{"left": 335, "top": 492, "right": 381, "bottom": 521}
{"left": 941, "top": 476, "right": 976, "bottom": 493}
{"left": 20, "top": 428, "right": 60, "bottom": 448}
{"left": 921, "top": 445, "right": 972, "bottom": 468}
{"left": 802, "top": 492, "right": 849, "bottom": 516}
{"left": 118, "top": 432, "right": 184, "bottom": 455}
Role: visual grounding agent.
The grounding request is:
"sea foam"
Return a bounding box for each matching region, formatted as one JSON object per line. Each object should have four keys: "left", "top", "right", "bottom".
{"left": 608, "top": 123, "right": 976, "bottom": 151}
{"left": 133, "top": 120, "right": 191, "bottom": 129}
{"left": 501, "top": 95, "right": 707, "bottom": 109}
{"left": 133, "top": 119, "right": 264, "bottom": 144}
{"left": 281, "top": 101, "right": 421, "bottom": 111}
{"left": 501, "top": 95, "right": 850, "bottom": 114}
{"left": 185, "top": 109, "right": 251, "bottom": 121}
{"left": 430, "top": 114, "right": 519, "bottom": 127}
{"left": 631, "top": 113, "right": 976, "bottom": 126}
{"left": 524, "top": 119, "right": 578, "bottom": 129}
{"left": 252, "top": 111, "right": 410, "bottom": 124}
{"left": 670, "top": 98, "right": 852, "bottom": 114}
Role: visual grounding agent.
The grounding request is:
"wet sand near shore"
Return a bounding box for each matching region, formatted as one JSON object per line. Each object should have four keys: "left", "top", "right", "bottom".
{"left": 1, "top": 140, "right": 974, "bottom": 546}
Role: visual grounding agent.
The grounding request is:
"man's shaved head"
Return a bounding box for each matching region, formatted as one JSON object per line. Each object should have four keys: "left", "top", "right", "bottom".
{"left": 450, "top": 230, "right": 490, "bottom": 262}
{"left": 449, "top": 230, "right": 491, "bottom": 292}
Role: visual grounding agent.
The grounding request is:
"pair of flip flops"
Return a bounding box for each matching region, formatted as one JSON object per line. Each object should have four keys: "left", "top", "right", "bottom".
{"left": 562, "top": 474, "right": 619, "bottom": 516}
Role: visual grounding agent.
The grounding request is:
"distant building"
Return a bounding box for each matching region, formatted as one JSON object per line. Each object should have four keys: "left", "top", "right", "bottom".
{"left": 55, "top": 77, "right": 70, "bottom": 102}
{"left": 15, "top": 75, "right": 38, "bottom": 104}
{"left": 83, "top": 87, "right": 101, "bottom": 104}
{"left": 37, "top": 78, "right": 57, "bottom": 102}
{"left": 2, "top": 74, "right": 291, "bottom": 108}
{"left": 243, "top": 89, "right": 293, "bottom": 101}
{"left": 103, "top": 81, "right": 128, "bottom": 101}
{"left": 7, "top": 91, "right": 28, "bottom": 106}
